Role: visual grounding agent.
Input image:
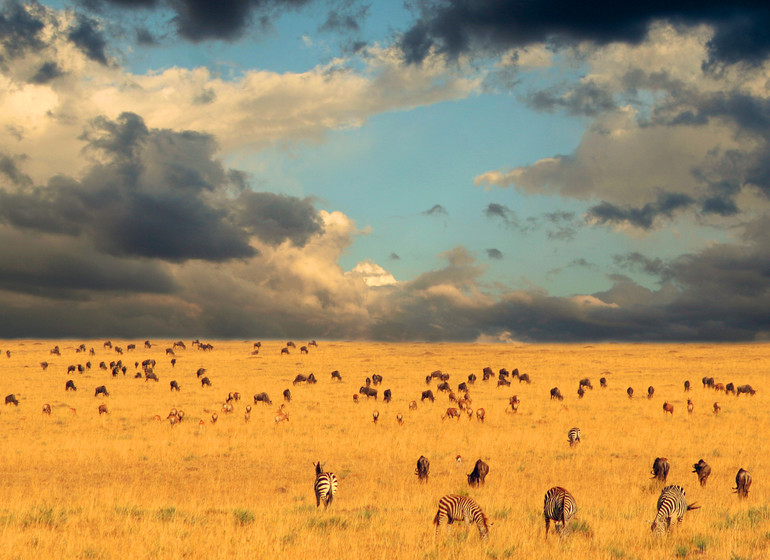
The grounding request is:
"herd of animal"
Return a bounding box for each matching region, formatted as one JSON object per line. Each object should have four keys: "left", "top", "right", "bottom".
{"left": 2, "top": 339, "right": 761, "bottom": 545}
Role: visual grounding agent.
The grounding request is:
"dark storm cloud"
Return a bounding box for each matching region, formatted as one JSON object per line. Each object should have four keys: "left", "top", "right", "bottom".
{"left": 389, "top": 252, "right": 400, "bottom": 260}
{"left": 399, "top": 0, "right": 770, "bottom": 67}
{"left": 0, "top": 0, "right": 45, "bottom": 59}
{"left": 0, "top": 112, "right": 323, "bottom": 262}
{"left": 29, "top": 60, "right": 63, "bottom": 84}
{"left": 0, "top": 154, "right": 32, "bottom": 187}
{"left": 486, "top": 248, "right": 502, "bottom": 259}
{"left": 588, "top": 192, "right": 695, "bottom": 229}
{"left": 67, "top": 13, "right": 109, "bottom": 64}
{"left": 526, "top": 81, "right": 617, "bottom": 117}
{"left": 320, "top": 1, "right": 369, "bottom": 33}
{"left": 613, "top": 252, "right": 673, "bottom": 280}
{"left": 422, "top": 204, "right": 447, "bottom": 216}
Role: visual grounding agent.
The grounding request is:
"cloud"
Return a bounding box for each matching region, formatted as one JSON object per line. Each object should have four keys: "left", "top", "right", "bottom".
{"left": 422, "top": 203, "right": 447, "bottom": 216}
{"left": 398, "top": 0, "right": 770, "bottom": 67}
{"left": 67, "top": 13, "right": 109, "bottom": 65}
{"left": 587, "top": 192, "right": 695, "bottom": 230}
{"left": 486, "top": 248, "right": 503, "bottom": 259}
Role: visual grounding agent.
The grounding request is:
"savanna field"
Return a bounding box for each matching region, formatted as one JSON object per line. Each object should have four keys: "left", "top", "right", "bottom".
{"left": 0, "top": 340, "right": 767, "bottom": 560}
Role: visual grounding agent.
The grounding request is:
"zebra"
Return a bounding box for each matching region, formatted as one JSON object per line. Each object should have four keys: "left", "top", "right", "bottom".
{"left": 313, "top": 462, "right": 338, "bottom": 509}
{"left": 543, "top": 486, "right": 577, "bottom": 538}
{"left": 433, "top": 494, "right": 489, "bottom": 541}
{"left": 651, "top": 485, "right": 700, "bottom": 535}
{"left": 567, "top": 427, "right": 581, "bottom": 447}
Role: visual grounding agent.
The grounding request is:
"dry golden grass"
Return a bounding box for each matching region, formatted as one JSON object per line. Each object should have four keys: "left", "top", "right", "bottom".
{"left": 0, "top": 339, "right": 767, "bottom": 559}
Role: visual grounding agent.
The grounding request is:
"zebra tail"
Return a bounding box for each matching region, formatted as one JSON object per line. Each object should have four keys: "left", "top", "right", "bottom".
{"left": 687, "top": 502, "right": 701, "bottom": 511}
{"left": 432, "top": 510, "right": 441, "bottom": 525}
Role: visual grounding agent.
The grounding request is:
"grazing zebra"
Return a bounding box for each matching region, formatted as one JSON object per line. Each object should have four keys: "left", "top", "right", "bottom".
{"left": 433, "top": 494, "right": 489, "bottom": 541}
{"left": 567, "top": 427, "right": 581, "bottom": 447}
{"left": 544, "top": 486, "right": 577, "bottom": 538}
{"left": 734, "top": 468, "right": 751, "bottom": 498}
{"left": 313, "top": 462, "right": 338, "bottom": 509}
{"left": 651, "top": 485, "right": 700, "bottom": 535}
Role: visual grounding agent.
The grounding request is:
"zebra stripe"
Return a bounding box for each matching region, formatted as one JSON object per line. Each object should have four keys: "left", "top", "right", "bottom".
{"left": 651, "top": 485, "right": 699, "bottom": 535}
{"left": 544, "top": 486, "right": 577, "bottom": 538}
{"left": 433, "top": 494, "right": 489, "bottom": 541}
{"left": 313, "top": 462, "right": 338, "bottom": 509}
{"left": 567, "top": 427, "right": 581, "bottom": 447}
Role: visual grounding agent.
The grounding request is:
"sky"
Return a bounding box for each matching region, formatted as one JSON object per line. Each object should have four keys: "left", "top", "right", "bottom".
{"left": 1, "top": 0, "right": 770, "bottom": 342}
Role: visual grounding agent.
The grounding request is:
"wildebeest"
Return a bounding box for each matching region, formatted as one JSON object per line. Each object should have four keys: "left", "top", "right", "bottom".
{"left": 98, "top": 404, "right": 108, "bottom": 415}
{"left": 734, "top": 468, "right": 751, "bottom": 498}
{"left": 714, "top": 383, "right": 725, "bottom": 392}
{"left": 286, "top": 341, "right": 296, "bottom": 348}
{"left": 170, "top": 358, "right": 176, "bottom": 367}
{"left": 4, "top": 394, "right": 18, "bottom": 406}
{"left": 307, "top": 373, "right": 317, "bottom": 384}
{"left": 300, "top": 346, "right": 309, "bottom": 354}
{"left": 713, "top": 401, "right": 721, "bottom": 414}
{"left": 359, "top": 386, "right": 378, "bottom": 399}
{"left": 702, "top": 376, "right": 715, "bottom": 388}
{"left": 648, "top": 386, "right": 655, "bottom": 399}
{"left": 662, "top": 402, "right": 673, "bottom": 415}
{"left": 144, "top": 340, "right": 152, "bottom": 349}
{"left": 308, "top": 340, "right": 318, "bottom": 347}
{"left": 415, "top": 455, "right": 430, "bottom": 482}
{"left": 40, "top": 362, "right": 49, "bottom": 371}
{"left": 293, "top": 374, "right": 308, "bottom": 385}
{"left": 200, "top": 377, "right": 211, "bottom": 387}
{"left": 577, "top": 387, "right": 584, "bottom": 399}
{"left": 165, "top": 348, "right": 175, "bottom": 356}
{"left": 518, "top": 373, "right": 531, "bottom": 383}
{"left": 692, "top": 459, "right": 711, "bottom": 487}
{"left": 331, "top": 370, "right": 342, "bottom": 381}
{"left": 50, "top": 346, "right": 60, "bottom": 356}
{"left": 145, "top": 371, "right": 159, "bottom": 382}
{"left": 94, "top": 385, "right": 109, "bottom": 397}
{"left": 170, "top": 380, "right": 180, "bottom": 391}
{"left": 458, "top": 382, "right": 468, "bottom": 393}
{"left": 467, "top": 373, "right": 477, "bottom": 384}
{"left": 550, "top": 387, "right": 564, "bottom": 401}
{"left": 467, "top": 459, "right": 489, "bottom": 487}
{"left": 725, "top": 383, "right": 735, "bottom": 395}
{"left": 684, "top": 380, "right": 691, "bottom": 391}
{"left": 600, "top": 377, "right": 607, "bottom": 388}
{"left": 254, "top": 392, "right": 272, "bottom": 405}
{"left": 736, "top": 384, "right": 756, "bottom": 396}
{"left": 283, "top": 389, "right": 292, "bottom": 402}
{"left": 482, "top": 367, "right": 494, "bottom": 381}
{"left": 627, "top": 387, "right": 634, "bottom": 398}
{"left": 437, "top": 381, "right": 451, "bottom": 392}
{"left": 281, "top": 347, "right": 290, "bottom": 355}
{"left": 196, "top": 367, "right": 206, "bottom": 378}
{"left": 373, "top": 374, "right": 384, "bottom": 385}
{"left": 497, "top": 378, "right": 511, "bottom": 387}
{"left": 651, "top": 457, "right": 670, "bottom": 483}
{"left": 383, "top": 389, "right": 392, "bottom": 403}
{"left": 65, "top": 380, "right": 77, "bottom": 391}
{"left": 421, "top": 390, "right": 435, "bottom": 402}
{"left": 579, "top": 378, "right": 593, "bottom": 390}
{"left": 227, "top": 392, "right": 241, "bottom": 402}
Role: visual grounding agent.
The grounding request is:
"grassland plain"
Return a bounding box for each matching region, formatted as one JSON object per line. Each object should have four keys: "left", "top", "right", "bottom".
{"left": 0, "top": 340, "right": 766, "bottom": 560}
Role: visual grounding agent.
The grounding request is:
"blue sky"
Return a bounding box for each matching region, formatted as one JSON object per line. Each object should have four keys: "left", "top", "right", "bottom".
{"left": 0, "top": 0, "right": 769, "bottom": 341}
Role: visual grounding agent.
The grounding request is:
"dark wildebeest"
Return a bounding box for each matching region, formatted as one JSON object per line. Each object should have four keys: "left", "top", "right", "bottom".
{"left": 254, "top": 392, "right": 272, "bottom": 405}
{"left": 200, "top": 377, "right": 211, "bottom": 387}
{"left": 286, "top": 341, "right": 296, "bottom": 348}
{"left": 734, "top": 468, "right": 751, "bottom": 498}
{"left": 736, "top": 384, "right": 756, "bottom": 396}
{"left": 458, "top": 382, "right": 468, "bottom": 393}
{"left": 126, "top": 344, "right": 136, "bottom": 352}
{"left": 293, "top": 374, "right": 308, "bottom": 385}
{"left": 437, "top": 382, "right": 451, "bottom": 392}
{"left": 499, "top": 368, "right": 509, "bottom": 379}
{"left": 331, "top": 370, "right": 342, "bottom": 381}
{"left": 577, "top": 386, "right": 585, "bottom": 399}
{"left": 425, "top": 375, "right": 432, "bottom": 385}
{"left": 165, "top": 348, "right": 175, "bottom": 356}
{"left": 359, "top": 386, "right": 378, "bottom": 399}
{"left": 50, "top": 346, "right": 60, "bottom": 356}
{"left": 281, "top": 347, "right": 290, "bottom": 355}
{"left": 308, "top": 340, "right": 318, "bottom": 347}
{"left": 648, "top": 386, "right": 655, "bottom": 399}
{"left": 170, "top": 358, "right": 176, "bottom": 367}
{"left": 497, "top": 378, "right": 511, "bottom": 388}
{"left": 307, "top": 373, "right": 317, "bottom": 384}
{"left": 300, "top": 346, "right": 309, "bottom": 354}
{"left": 94, "top": 385, "right": 109, "bottom": 397}
{"left": 579, "top": 378, "right": 593, "bottom": 390}
{"left": 4, "top": 394, "right": 18, "bottom": 406}
{"left": 482, "top": 367, "right": 494, "bottom": 381}
{"left": 421, "top": 390, "right": 435, "bottom": 402}
{"left": 145, "top": 371, "right": 159, "bottom": 382}
{"left": 467, "top": 373, "right": 477, "bottom": 384}
{"left": 65, "top": 380, "right": 77, "bottom": 391}
{"left": 430, "top": 370, "right": 443, "bottom": 380}
{"left": 40, "top": 362, "right": 49, "bottom": 371}
{"left": 77, "top": 364, "right": 84, "bottom": 374}
{"left": 702, "top": 376, "right": 715, "bottom": 388}
{"left": 468, "top": 459, "right": 489, "bottom": 487}
{"left": 144, "top": 340, "right": 152, "bottom": 349}
{"left": 283, "top": 388, "right": 292, "bottom": 402}
{"left": 600, "top": 377, "right": 607, "bottom": 388}
{"left": 692, "top": 459, "right": 711, "bottom": 487}
{"left": 725, "top": 383, "right": 735, "bottom": 395}
{"left": 196, "top": 367, "right": 206, "bottom": 378}
{"left": 383, "top": 389, "right": 392, "bottom": 403}
{"left": 98, "top": 404, "right": 108, "bottom": 415}
{"left": 134, "top": 372, "right": 142, "bottom": 379}
{"left": 651, "top": 457, "right": 670, "bottom": 483}
{"left": 170, "top": 380, "right": 180, "bottom": 391}
{"left": 415, "top": 455, "right": 430, "bottom": 482}
{"left": 662, "top": 402, "right": 673, "bottom": 415}
{"left": 627, "top": 387, "right": 634, "bottom": 398}
{"left": 372, "top": 374, "right": 383, "bottom": 386}
{"left": 550, "top": 387, "right": 564, "bottom": 401}
{"left": 67, "top": 365, "right": 76, "bottom": 374}
{"left": 518, "top": 373, "right": 531, "bottom": 384}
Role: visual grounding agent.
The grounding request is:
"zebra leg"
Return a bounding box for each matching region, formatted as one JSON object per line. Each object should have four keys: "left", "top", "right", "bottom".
{"left": 544, "top": 517, "right": 550, "bottom": 538}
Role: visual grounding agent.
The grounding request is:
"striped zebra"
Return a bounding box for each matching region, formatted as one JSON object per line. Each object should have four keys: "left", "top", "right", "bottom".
{"left": 433, "top": 494, "right": 490, "bottom": 541}
{"left": 651, "top": 485, "right": 700, "bottom": 535}
{"left": 313, "top": 462, "right": 338, "bottom": 509}
{"left": 567, "top": 427, "right": 581, "bottom": 447}
{"left": 544, "top": 486, "right": 577, "bottom": 538}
